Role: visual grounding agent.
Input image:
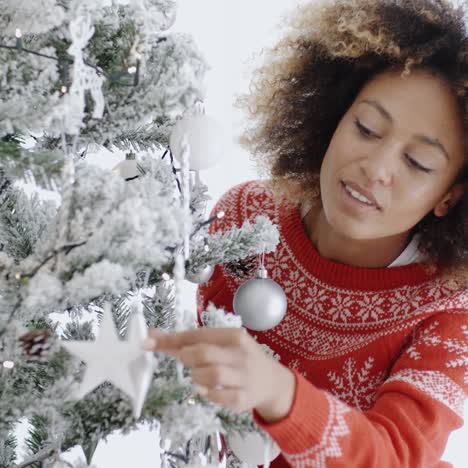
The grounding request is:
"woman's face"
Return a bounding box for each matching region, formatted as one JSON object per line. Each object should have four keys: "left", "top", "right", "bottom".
{"left": 319, "top": 67, "right": 466, "bottom": 241}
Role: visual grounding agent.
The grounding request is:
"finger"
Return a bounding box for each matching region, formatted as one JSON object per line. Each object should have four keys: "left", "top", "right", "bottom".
{"left": 176, "top": 344, "right": 243, "bottom": 368}
{"left": 200, "top": 387, "right": 250, "bottom": 413}
{"left": 191, "top": 365, "right": 242, "bottom": 390}
{"left": 147, "top": 327, "right": 248, "bottom": 352}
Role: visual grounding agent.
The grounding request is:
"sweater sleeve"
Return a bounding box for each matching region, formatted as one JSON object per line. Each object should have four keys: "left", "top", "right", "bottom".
{"left": 253, "top": 310, "right": 468, "bottom": 468}
{"left": 195, "top": 181, "right": 252, "bottom": 326}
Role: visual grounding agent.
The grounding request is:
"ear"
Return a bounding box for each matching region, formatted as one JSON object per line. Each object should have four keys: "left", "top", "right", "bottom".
{"left": 433, "top": 183, "right": 466, "bottom": 217}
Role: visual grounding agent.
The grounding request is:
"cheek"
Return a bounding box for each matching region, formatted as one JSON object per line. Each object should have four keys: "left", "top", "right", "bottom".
{"left": 390, "top": 183, "right": 439, "bottom": 221}
{"left": 373, "top": 181, "right": 440, "bottom": 237}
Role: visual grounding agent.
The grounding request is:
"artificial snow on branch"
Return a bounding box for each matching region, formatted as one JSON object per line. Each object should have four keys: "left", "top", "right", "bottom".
{"left": 0, "top": 1, "right": 282, "bottom": 466}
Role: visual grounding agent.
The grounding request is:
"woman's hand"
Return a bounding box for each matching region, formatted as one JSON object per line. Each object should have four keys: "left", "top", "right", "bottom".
{"left": 145, "top": 327, "right": 296, "bottom": 422}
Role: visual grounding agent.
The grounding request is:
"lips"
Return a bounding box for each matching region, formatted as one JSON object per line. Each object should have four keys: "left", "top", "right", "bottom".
{"left": 342, "top": 180, "right": 381, "bottom": 210}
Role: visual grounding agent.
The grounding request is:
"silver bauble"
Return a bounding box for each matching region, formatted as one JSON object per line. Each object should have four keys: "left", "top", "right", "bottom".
{"left": 233, "top": 267, "right": 287, "bottom": 331}
{"left": 186, "top": 264, "right": 214, "bottom": 284}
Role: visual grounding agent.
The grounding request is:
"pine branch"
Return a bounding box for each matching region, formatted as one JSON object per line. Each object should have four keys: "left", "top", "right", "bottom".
{"left": 62, "top": 320, "right": 95, "bottom": 341}
{"left": 16, "top": 444, "right": 58, "bottom": 468}
{"left": 217, "top": 409, "right": 258, "bottom": 436}
{"left": 24, "top": 415, "right": 50, "bottom": 468}
{"left": 0, "top": 184, "right": 56, "bottom": 262}
{"left": 111, "top": 119, "right": 173, "bottom": 152}
{"left": 0, "top": 426, "right": 17, "bottom": 468}
{"left": 110, "top": 295, "right": 131, "bottom": 337}
{"left": 0, "top": 138, "right": 64, "bottom": 189}
{"left": 187, "top": 215, "right": 280, "bottom": 274}
{"left": 142, "top": 285, "right": 175, "bottom": 330}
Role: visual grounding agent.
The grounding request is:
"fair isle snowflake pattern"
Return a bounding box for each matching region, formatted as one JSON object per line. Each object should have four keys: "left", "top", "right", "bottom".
{"left": 242, "top": 180, "right": 278, "bottom": 224}
{"left": 282, "top": 267, "right": 309, "bottom": 302}
{"left": 354, "top": 294, "right": 387, "bottom": 322}
{"left": 405, "top": 321, "right": 442, "bottom": 360}
{"left": 327, "top": 357, "right": 387, "bottom": 410}
{"left": 289, "top": 358, "right": 308, "bottom": 378}
{"left": 445, "top": 324, "right": 468, "bottom": 384}
{"left": 283, "top": 392, "right": 350, "bottom": 468}
{"left": 261, "top": 312, "right": 425, "bottom": 361}
{"left": 322, "top": 291, "right": 355, "bottom": 323}
{"left": 406, "top": 321, "right": 468, "bottom": 383}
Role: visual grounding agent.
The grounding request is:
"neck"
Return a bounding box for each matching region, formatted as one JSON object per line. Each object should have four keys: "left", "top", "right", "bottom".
{"left": 302, "top": 202, "right": 412, "bottom": 268}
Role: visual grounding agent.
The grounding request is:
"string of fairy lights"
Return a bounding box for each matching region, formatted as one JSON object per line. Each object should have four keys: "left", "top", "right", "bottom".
{"left": 0, "top": 27, "right": 227, "bottom": 359}
{"left": 0, "top": 28, "right": 142, "bottom": 93}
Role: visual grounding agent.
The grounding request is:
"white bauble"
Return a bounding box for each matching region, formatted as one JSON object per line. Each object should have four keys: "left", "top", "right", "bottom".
{"left": 227, "top": 432, "right": 281, "bottom": 466}
{"left": 169, "top": 114, "right": 224, "bottom": 170}
{"left": 112, "top": 157, "right": 140, "bottom": 180}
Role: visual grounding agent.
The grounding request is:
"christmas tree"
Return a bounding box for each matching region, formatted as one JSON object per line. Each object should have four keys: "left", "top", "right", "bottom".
{"left": 0, "top": 1, "right": 280, "bottom": 466}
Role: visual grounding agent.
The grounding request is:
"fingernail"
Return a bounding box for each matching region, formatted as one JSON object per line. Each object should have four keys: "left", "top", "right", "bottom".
{"left": 194, "top": 384, "right": 208, "bottom": 396}
{"left": 142, "top": 338, "right": 157, "bottom": 351}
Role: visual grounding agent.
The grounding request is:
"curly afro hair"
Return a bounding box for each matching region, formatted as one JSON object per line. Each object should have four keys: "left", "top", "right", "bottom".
{"left": 234, "top": 0, "right": 468, "bottom": 284}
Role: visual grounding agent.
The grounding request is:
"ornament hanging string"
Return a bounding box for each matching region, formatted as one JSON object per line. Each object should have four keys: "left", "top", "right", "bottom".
{"left": 259, "top": 249, "right": 266, "bottom": 270}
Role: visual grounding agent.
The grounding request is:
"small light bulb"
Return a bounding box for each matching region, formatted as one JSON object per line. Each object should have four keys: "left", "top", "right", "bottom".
{"left": 204, "top": 244, "right": 210, "bottom": 252}
{"left": 161, "top": 272, "right": 171, "bottom": 281}
{"left": 15, "top": 272, "right": 21, "bottom": 280}
{"left": 60, "top": 85, "right": 67, "bottom": 94}
{"left": 3, "top": 360, "right": 14, "bottom": 369}
{"left": 217, "top": 211, "right": 225, "bottom": 219}
{"left": 127, "top": 66, "right": 137, "bottom": 74}
{"left": 15, "top": 28, "right": 23, "bottom": 50}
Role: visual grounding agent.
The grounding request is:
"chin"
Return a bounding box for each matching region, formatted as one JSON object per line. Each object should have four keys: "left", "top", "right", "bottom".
{"left": 327, "top": 211, "right": 376, "bottom": 240}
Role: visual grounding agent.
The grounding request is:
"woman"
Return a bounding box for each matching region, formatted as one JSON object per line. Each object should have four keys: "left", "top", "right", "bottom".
{"left": 146, "top": 0, "right": 468, "bottom": 466}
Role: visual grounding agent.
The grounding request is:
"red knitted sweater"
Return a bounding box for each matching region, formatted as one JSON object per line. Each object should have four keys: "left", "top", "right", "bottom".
{"left": 196, "top": 180, "right": 468, "bottom": 468}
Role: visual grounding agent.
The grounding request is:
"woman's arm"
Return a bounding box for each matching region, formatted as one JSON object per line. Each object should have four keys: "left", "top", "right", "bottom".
{"left": 253, "top": 311, "right": 467, "bottom": 468}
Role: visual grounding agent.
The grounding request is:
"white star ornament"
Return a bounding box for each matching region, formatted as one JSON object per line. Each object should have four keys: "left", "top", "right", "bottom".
{"left": 62, "top": 303, "right": 157, "bottom": 418}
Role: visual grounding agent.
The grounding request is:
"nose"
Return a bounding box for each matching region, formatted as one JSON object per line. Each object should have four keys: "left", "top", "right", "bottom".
{"left": 359, "top": 143, "right": 400, "bottom": 185}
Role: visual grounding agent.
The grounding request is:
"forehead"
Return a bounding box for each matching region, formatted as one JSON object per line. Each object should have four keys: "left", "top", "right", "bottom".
{"left": 352, "top": 68, "right": 465, "bottom": 160}
{"left": 355, "top": 68, "right": 461, "bottom": 127}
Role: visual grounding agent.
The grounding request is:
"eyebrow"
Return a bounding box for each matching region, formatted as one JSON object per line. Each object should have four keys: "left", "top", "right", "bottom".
{"left": 360, "top": 99, "right": 450, "bottom": 161}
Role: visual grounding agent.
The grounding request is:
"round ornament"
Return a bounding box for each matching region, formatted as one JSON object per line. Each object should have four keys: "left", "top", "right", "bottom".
{"left": 169, "top": 114, "right": 224, "bottom": 170}
{"left": 112, "top": 153, "right": 140, "bottom": 181}
{"left": 185, "top": 264, "right": 214, "bottom": 284}
{"left": 233, "top": 267, "right": 287, "bottom": 331}
{"left": 226, "top": 432, "right": 281, "bottom": 466}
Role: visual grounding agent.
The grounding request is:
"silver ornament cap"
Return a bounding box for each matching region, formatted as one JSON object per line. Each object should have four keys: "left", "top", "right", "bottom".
{"left": 233, "top": 267, "right": 287, "bottom": 331}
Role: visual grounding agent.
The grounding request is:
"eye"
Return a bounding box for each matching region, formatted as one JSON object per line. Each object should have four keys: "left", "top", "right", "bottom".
{"left": 355, "top": 119, "right": 377, "bottom": 139}
{"left": 405, "top": 154, "right": 433, "bottom": 173}
{"left": 355, "top": 119, "right": 434, "bottom": 174}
